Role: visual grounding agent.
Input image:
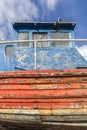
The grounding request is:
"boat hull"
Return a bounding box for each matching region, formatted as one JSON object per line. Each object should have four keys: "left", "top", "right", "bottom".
{"left": 0, "top": 69, "right": 87, "bottom": 129}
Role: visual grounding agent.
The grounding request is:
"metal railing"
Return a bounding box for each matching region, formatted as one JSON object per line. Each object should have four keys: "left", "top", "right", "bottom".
{"left": 1, "top": 39, "right": 87, "bottom": 44}
{"left": 1, "top": 39, "right": 87, "bottom": 69}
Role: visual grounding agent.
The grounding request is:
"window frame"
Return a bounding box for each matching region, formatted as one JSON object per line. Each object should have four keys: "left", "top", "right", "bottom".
{"left": 32, "top": 32, "right": 49, "bottom": 48}
{"left": 50, "top": 31, "right": 71, "bottom": 48}
{"left": 17, "top": 32, "right": 30, "bottom": 48}
{"left": 5, "top": 45, "right": 14, "bottom": 57}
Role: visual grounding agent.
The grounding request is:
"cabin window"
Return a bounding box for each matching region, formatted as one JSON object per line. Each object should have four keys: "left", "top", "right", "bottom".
{"left": 33, "top": 32, "right": 48, "bottom": 47}
{"left": 18, "top": 32, "right": 29, "bottom": 47}
{"left": 5, "top": 45, "right": 14, "bottom": 57}
{"left": 50, "top": 32, "right": 70, "bottom": 48}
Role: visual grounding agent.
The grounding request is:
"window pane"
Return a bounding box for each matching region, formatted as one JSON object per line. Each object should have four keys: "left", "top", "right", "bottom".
{"left": 51, "top": 32, "right": 70, "bottom": 48}
{"left": 18, "top": 33, "right": 29, "bottom": 47}
{"left": 5, "top": 45, "right": 14, "bottom": 57}
{"left": 33, "top": 32, "right": 48, "bottom": 47}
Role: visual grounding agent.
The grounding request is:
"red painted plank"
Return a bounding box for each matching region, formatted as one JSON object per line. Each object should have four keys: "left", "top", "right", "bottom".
{"left": 0, "top": 98, "right": 87, "bottom": 103}
{"left": 0, "top": 83, "right": 87, "bottom": 90}
{"left": 0, "top": 89, "right": 86, "bottom": 98}
{"left": 0, "top": 102, "right": 87, "bottom": 109}
{"left": 0, "top": 69, "right": 87, "bottom": 110}
{"left": 0, "top": 77, "right": 87, "bottom": 85}
{"left": 0, "top": 69, "right": 87, "bottom": 78}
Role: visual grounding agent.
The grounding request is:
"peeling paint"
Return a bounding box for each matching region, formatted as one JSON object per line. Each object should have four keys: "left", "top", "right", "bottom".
{"left": 14, "top": 48, "right": 87, "bottom": 70}
{"left": 0, "top": 69, "right": 86, "bottom": 126}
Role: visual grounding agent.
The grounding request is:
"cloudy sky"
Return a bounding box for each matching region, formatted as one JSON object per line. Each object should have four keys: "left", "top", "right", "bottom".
{"left": 0, "top": 0, "right": 87, "bottom": 59}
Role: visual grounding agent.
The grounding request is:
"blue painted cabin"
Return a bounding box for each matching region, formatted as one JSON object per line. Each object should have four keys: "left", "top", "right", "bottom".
{"left": 0, "top": 20, "right": 87, "bottom": 71}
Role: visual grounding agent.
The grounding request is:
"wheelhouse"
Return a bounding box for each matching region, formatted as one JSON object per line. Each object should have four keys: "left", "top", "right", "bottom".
{"left": 0, "top": 20, "right": 87, "bottom": 71}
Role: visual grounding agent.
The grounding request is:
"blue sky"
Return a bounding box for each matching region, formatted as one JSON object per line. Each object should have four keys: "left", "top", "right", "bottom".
{"left": 0, "top": 0, "right": 87, "bottom": 58}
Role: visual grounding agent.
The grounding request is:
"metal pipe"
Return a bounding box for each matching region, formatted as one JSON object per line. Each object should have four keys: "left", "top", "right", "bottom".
{"left": 1, "top": 39, "right": 87, "bottom": 44}
{"left": 35, "top": 39, "right": 87, "bottom": 42}
{"left": 34, "top": 41, "right": 37, "bottom": 70}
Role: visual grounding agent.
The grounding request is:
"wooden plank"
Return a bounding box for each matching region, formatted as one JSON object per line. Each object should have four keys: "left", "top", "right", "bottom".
{"left": 40, "top": 115, "right": 87, "bottom": 122}
{"left": 0, "top": 114, "right": 87, "bottom": 122}
{"left": 0, "top": 98, "right": 87, "bottom": 103}
{"left": 0, "top": 108, "right": 87, "bottom": 116}
{"left": 0, "top": 69, "right": 87, "bottom": 78}
{"left": 0, "top": 102, "right": 87, "bottom": 109}
{"left": 0, "top": 83, "right": 87, "bottom": 90}
{"left": 0, "top": 89, "right": 86, "bottom": 98}
{"left": 0, "top": 77, "right": 87, "bottom": 85}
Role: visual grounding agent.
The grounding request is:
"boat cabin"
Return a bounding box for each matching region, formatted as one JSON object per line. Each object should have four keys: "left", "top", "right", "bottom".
{"left": 0, "top": 20, "right": 87, "bottom": 71}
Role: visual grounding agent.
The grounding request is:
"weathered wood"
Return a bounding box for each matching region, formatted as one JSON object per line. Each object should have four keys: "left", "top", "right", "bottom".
{"left": 0, "top": 102, "right": 87, "bottom": 109}
{"left": 0, "top": 69, "right": 87, "bottom": 126}
{"left": 0, "top": 114, "right": 87, "bottom": 122}
{"left": 0, "top": 109, "right": 87, "bottom": 116}
{"left": 0, "top": 98, "right": 87, "bottom": 103}
{"left": 0, "top": 83, "right": 87, "bottom": 90}
{"left": 0, "top": 77, "right": 87, "bottom": 84}
{"left": 0, "top": 69, "right": 87, "bottom": 78}
{"left": 0, "top": 89, "right": 87, "bottom": 99}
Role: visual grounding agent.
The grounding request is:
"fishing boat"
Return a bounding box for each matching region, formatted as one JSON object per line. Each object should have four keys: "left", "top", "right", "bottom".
{"left": 0, "top": 20, "right": 87, "bottom": 130}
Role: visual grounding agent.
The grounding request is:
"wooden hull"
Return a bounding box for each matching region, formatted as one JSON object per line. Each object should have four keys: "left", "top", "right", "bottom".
{"left": 0, "top": 69, "right": 87, "bottom": 129}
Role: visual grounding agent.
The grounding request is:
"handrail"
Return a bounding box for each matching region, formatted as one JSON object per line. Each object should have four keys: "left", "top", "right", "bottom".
{"left": 1, "top": 39, "right": 87, "bottom": 70}
{"left": 1, "top": 39, "right": 87, "bottom": 44}
{"left": 34, "top": 41, "right": 37, "bottom": 70}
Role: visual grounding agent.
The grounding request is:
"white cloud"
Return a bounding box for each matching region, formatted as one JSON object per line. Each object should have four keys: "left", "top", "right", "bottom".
{"left": 39, "top": 0, "right": 62, "bottom": 11}
{"left": 46, "top": 0, "right": 62, "bottom": 11}
{"left": 0, "top": 0, "right": 63, "bottom": 40}
{"left": 76, "top": 45, "right": 87, "bottom": 60}
{"left": 0, "top": 0, "right": 39, "bottom": 40}
{"left": 0, "top": 0, "right": 84, "bottom": 42}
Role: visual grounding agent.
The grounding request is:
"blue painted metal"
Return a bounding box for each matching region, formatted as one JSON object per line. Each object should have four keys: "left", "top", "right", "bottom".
{"left": 13, "top": 22, "right": 76, "bottom": 30}
{"left": 15, "top": 48, "right": 87, "bottom": 70}
{"left": 0, "top": 21, "right": 87, "bottom": 71}
{"left": 0, "top": 44, "right": 15, "bottom": 71}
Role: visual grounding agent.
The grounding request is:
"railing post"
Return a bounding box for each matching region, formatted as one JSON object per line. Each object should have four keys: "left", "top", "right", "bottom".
{"left": 34, "top": 40, "right": 37, "bottom": 70}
